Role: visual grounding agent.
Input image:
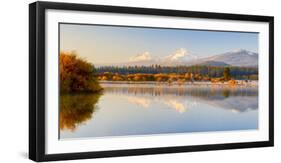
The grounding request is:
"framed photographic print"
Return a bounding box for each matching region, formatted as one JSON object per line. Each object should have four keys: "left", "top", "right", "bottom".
{"left": 29, "top": 1, "right": 274, "bottom": 162}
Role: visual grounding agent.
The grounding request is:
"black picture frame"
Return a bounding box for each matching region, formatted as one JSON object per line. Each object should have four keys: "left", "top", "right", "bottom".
{"left": 29, "top": 1, "right": 274, "bottom": 162}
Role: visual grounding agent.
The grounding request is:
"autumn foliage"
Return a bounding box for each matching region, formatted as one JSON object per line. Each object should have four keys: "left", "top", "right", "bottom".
{"left": 60, "top": 52, "right": 102, "bottom": 93}
{"left": 97, "top": 72, "right": 204, "bottom": 82}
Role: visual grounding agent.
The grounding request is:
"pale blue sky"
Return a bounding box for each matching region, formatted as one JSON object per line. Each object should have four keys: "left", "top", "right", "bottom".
{"left": 60, "top": 23, "right": 258, "bottom": 64}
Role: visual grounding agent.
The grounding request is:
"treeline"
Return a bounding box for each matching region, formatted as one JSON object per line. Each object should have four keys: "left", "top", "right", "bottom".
{"left": 96, "top": 65, "right": 258, "bottom": 80}
{"left": 97, "top": 68, "right": 258, "bottom": 83}
{"left": 98, "top": 72, "right": 208, "bottom": 82}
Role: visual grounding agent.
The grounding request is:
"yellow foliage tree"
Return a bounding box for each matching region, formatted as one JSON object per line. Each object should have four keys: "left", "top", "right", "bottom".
{"left": 60, "top": 52, "right": 102, "bottom": 93}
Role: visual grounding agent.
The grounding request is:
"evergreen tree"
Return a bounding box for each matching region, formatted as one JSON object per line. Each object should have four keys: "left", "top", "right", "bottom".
{"left": 223, "top": 67, "right": 231, "bottom": 81}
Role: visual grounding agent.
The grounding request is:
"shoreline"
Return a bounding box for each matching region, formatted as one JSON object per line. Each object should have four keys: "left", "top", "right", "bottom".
{"left": 99, "top": 80, "right": 258, "bottom": 87}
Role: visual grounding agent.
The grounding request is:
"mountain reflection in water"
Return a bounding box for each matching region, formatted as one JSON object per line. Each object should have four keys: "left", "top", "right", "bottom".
{"left": 60, "top": 83, "right": 258, "bottom": 139}
{"left": 103, "top": 84, "right": 258, "bottom": 113}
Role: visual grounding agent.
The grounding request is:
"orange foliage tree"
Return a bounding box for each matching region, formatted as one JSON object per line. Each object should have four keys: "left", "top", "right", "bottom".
{"left": 60, "top": 52, "right": 102, "bottom": 93}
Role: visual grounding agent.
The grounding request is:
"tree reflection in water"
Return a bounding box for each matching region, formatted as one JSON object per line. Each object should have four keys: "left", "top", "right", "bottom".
{"left": 60, "top": 93, "right": 102, "bottom": 131}
{"left": 60, "top": 84, "right": 259, "bottom": 139}
{"left": 102, "top": 84, "right": 258, "bottom": 113}
{"left": 102, "top": 84, "right": 258, "bottom": 99}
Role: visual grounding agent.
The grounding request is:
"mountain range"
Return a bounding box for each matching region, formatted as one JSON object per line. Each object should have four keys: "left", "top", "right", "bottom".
{"left": 97, "top": 49, "right": 258, "bottom": 67}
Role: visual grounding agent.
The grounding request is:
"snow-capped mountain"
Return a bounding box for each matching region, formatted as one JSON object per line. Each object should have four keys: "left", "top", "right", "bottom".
{"left": 200, "top": 49, "right": 258, "bottom": 67}
{"left": 96, "top": 49, "right": 258, "bottom": 67}
{"left": 97, "top": 48, "right": 198, "bottom": 67}
{"left": 158, "top": 48, "right": 199, "bottom": 66}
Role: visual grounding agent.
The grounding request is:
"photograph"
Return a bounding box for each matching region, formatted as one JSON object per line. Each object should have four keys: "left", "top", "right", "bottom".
{"left": 59, "top": 23, "right": 259, "bottom": 139}
{"left": 28, "top": 1, "right": 274, "bottom": 161}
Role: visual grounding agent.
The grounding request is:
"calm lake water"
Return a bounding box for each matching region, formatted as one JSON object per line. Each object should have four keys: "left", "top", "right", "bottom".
{"left": 60, "top": 83, "right": 258, "bottom": 139}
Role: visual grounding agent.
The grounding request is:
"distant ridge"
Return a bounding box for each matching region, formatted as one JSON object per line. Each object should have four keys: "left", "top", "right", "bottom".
{"left": 195, "top": 60, "right": 230, "bottom": 67}
{"left": 96, "top": 49, "right": 258, "bottom": 67}
{"left": 200, "top": 49, "right": 258, "bottom": 67}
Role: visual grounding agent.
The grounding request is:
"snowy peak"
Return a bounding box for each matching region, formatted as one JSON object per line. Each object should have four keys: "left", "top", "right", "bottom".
{"left": 163, "top": 48, "right": 188, "bottom": 61}
{"left": 206, "top": 49, "right": 258, "bottom": 67}
{"left": 124, "top": 48, "right": 198, "bottom": 66}
{"left": 223, "top": 49, "right": 258, "bottom": 56}
{"left": 160, "top": 48, "right": 199, "bottom": 66}
{"left": 228, "top": 49, "right": 257, "bottom": 55}
{"left": 129, "top": 52, "right": 152, "bottom": 62}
